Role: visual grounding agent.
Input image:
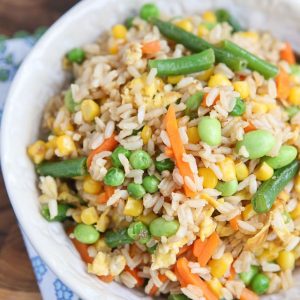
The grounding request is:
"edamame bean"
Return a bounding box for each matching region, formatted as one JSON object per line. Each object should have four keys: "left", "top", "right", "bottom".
{"left": 155, "top": 158, "right": 175, "bottom": 173}
{"left": 239, "top": 265, "right": 260, "bottom": 285}
{"left": 216, "top": 179, "right": 238, "bottom": 196}
{"left": 41, "top": 203, "right": 70, "bottom": 222}
{"left": 111, "top": 146, "right": 131, "bottom": 168}
{"left": 263, "top": 145, "right": 297, "bottom": 169}
{"left": 142, "top": 175, "right": 159, "bottom": 193}
{"left": 198, "top": 116, "right": 222, "bottom": 146}
{"left": 74, "top": 224, "right": 100, "bottom": 244}
{"left": 129, "top": 150, "right": 152, "bottom": 170}
{"left": 127, "top": 183, "right": 146, "bottom": 199}
{"left": 140, "top": 3, "right": 159, "bottom": 21}
{"left": 229, "top": 97, "right": 246, "bottom": 116}
{"left": 236, "top": 130, "right": 275, "bottom": 159}
{"left": 66, "top": 48, "right": 85, "bottom": 64}
{"left": 127, "top": 221, "right": 151, "bottom": 244}
{"left": 149, "top": 217, "right": 179, "bottom": 237}
{"left": 104, "top": 167, "right": 125, "bottom": 186}
{"left": 105, "top": 228, "right": 134, "bottom": 248}
{"left": 250, "top": 273, "right": 270, "bottom": 295}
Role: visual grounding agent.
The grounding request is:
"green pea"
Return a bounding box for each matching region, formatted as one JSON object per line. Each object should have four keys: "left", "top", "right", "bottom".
{"left": 139, "top": 3, "right": 160, "bottom": 21}
{"left": 64, "top": 89, "right": 77, "bottom": 113}
{"left": 236, "top": 130, "right": 275, "bottom": 159}
{"left": 129, "top": 150, "right": 152, "bottom": 170}
{"left": 104, "top": 167, "right": 125, "bottom": 186}
{"left": 168, "top": 294, "right": 189, "bottom": 300}
{"left": 198, "top": 116, "right": 222, "bottom": 146}
{"left": 105, "top": 228, "right": 134, "bottom": 248}
{"left": 216, "top": 179, "right": 238, "bottom": 196}
{"left": 285, "top": 106, "right": 300, "bottom": 119}
{"left": 66, "top": 48, "right": 85, "bottom": 64}
{"left": 155, "top": 158, "right": 175, "bottom": 173}
{"left": 142, "top": 175, "right": 159, "bottom": 193}
{"left": 74, "top": 224, "right": 100, "bottom": 244}
{"left": 263, "top": 145, "right": 297, "bottom": 169}
{"left": 185, "top": 91, "right": 204, "bottom": 116}
{"left": 149, "top": 217, "right": 179, "bottom": 237}
{"left": 250, "top": 273, "right": 270, "bottom": 295}
{"left": 229, "top": 97, "right": 246, "bottom": 116}
{"left": 125, "top": 16, "right": 134, "bottom": 28}
{"left": 127, "top": 183, "right": 146, "bottom": 199}
{"left": 127, "top": 221, "right": 151, "bottom": 244}
{"left": 239, "top": 265, "right": 260, "bottom": 285}
{"left": 41, "top": 203, "right": 70, "bottom": 222}
{"left": 111, "top": 146, "right": 131, "bottom": 168}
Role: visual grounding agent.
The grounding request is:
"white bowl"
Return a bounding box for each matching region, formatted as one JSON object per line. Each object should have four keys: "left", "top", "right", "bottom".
{"left": 2, "top": 0, "right": 300, "bottom": 299}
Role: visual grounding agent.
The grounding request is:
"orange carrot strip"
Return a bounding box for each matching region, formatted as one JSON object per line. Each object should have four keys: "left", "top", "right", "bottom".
{"left": 280, "top": 42, "right": 296, "bottom": 65}
{"left": 176, "top": 257, "right": 218, "bottom": 300}
{"left": 164, "top": 147, "right": 174, "bottom": 158}
{"left": 177, "top": 244, "right": 193, "bottom": 257}
{"left": 198, "top": 232, "right": 220, "bottom": 267}
{"left": 142, "top": 40, "right": 161, "bottom": 54}
{"left": 97, "top": 185, "right": 115, "bottom": 204}
{"left": 125, "top": 266, "right": 144, "bottom": 287}
{"left": 149, "top": 274, "right": 168, "bottom": 296}
{"left": 244, "top": 123, "right": 256, "bottom": 133}
{"left": 165, "top": 105, "right": 196, "bottom": 197}
{"left": 276, "top": 69, "right": 291, "bottom": 100}
{"left": 99, "top": 275, "right": 114, "bottom": 283}
{"left": 227, "top": 265, "right": 236, "bottom": 280}
{"left": 202, "top": 94, "right": 220, "bottom": 107}
{"left": 87, "top": 133, "right": 118, "bottom": 167}
{"left": 229, "top": 214, "right": 241, "bottom": 231}
{"left": 193, "top": 238, "right": 206, "bottom": 258}
{"left": 240, "top": 288, "right": 259, "bottom": 300}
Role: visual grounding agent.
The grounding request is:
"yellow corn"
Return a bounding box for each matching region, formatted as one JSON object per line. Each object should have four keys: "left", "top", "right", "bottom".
{"left": 207, "top": 278, "right": 223, "bottom": 298}
{"left": 242, "top": 203, "right": 256, "bottom": 220}
{"left": 81, "top": 207, "right": 99, "bottom": 225}
{"left": 202, "top": 11, "right": 217, "bottom": 23}
{"left": 235, "top": 162, "right": 249, "bottom": 181}
{"left": 295, "top": 174, "right": 300, "bottom": 194}
{"left": 208, "top": 73, "right": 232, "bottom": 88}
{"left": 56, "top": 135, "right": 76, "bottom": 156}
{"left": 46, "top": 137, "right": 57, "bottom": 150}
{"left": 288, "top": 86, "right": 300, "bottom": 106}
{"left": 95, "top": 238, "right": 111, "bottom": 252}
{"left": 58, "top": 191, "right": 80, "bottom": 203}
{"left": 83, "top": 176, "right": 102, "bottom": 195}
{"left": 277, "top": 191, "right": 289, "bottom": 202}
{"left": 27, "top": 140, "right": 47, "bottom": 164}
{"left": 252, "top": 102, "right": 268, "bottom": 114}
{"left": 255, "top": 162, "right": 274, "bottom": 181}
{"left": 141, "top": 125, "right": 152, "bottom": 144}
{"left": 167, "top": 75, "right": 184, "bottom": 84}
{"left": 217, "top": 223, "right": 235, "bottom": 237}
{"left": 277, "top": 251, "right": 295, "bottom": 271}
{"left": 218, "top": 157, "right": 236, "bottom": 182}
{"left": 137, "top": 212, "right": 157, "bottom": 225}
{"left": 197, "top": 67, "right": 214, "bottom": 81}
{"left": 96, "top": 213, "right": 110, "bottom": 232}
{"left": 233, "top": 81, "right": 250, "bottom": 100}
{"left": 81, "top": 99, "right": 100, "bottom": 122}
{"left": 109, "top": 43, "right": 119, "bottom": 54}
{"left": 187, "top": 127, "right": 200, "bottom": 144}
{"left": 72, "top": 209, "right": 82, "bottom": 223}
{"left": 198, "top": 168, "right": 218, "bottom": 189}
{"left": 197, "top": 24, "right": 209, "bottom": 37}
{"left": 291, "top": 203, "right": 300, "bottom": 219}
{"left": 112, "top": 24, "right": 127, "bottom": 39}
{"left": 209, "top": 253, "right": 233, "bottom": 278}
{"left": 175, "top": 19, "right": 193, "bottom": 32}
{"left": 123, "top": 197, "right": 143, "bottom": 217}
{"left": 238, "top": 31, "right": 259, "bottom": 41}
{"left": 53, "top": 122, "right": 74, "bottom": 136}
{"left": 201, "top": 193, "right": 223, "bottom": 208}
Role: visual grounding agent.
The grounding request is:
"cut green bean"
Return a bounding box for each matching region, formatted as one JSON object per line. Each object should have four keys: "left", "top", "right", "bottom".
{"left": 36, "top": 157, "right": 87, "bottom": 178}
{"left": 221, "top": 40, "right": 279, "bottom": 78}
{"left": 148, "top": 49, "right": 215, "bottom": 76}
{"left": 185, "top": 91, "right": 204, "bottom": 116}
{"left": 41, "top": 203, "right": 70, "bottom": 222}
{"left": 252, "top": 160, "right": 300, "bottom": 213}
{"left": 64, "top": 89, "right": 78, "bottom": 113}
{"left": 105, "top": 228, "right": 134, "bottom": 248}
{"left": 149, "top": 18, "right": 247, "bottom": 71}
{"left": 230, "top": 97, "right": 246, "bottom": 116}
{"left": 215, "top": 9, "right": 243, "bottom": 32}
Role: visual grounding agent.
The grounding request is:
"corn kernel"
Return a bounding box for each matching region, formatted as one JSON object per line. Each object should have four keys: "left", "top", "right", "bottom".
{"left": 141, "top": 125, "right": 152, "bottom": 144}
{"left": 95, "top": 238, "right": 111, "bottom": 252}
{"left": 81, "top": 99, "right": 100, "bottom": 122}
{"left": 167, "top": 75, "right": 184, "bottom": 85}
{"left": 291, "top": 203, "right": 300, "bottom": 219}
{"left": 27, "top": 140, "right": 47, "bottom": 164}
{"left": 235, "top": 162, "right": 249, "bottom": 181}
{"left": 252, "top": 102, "right": 268, "bottom": 114}
{"left": 96, "top": 213, "right": 110, "bottom": 232}
{"left": 197, "top": 67, "right": 214, "bottom": 81}
{"left": 109, "top": 43, "right": 119, "bottom": 54}
{"left": 255, "top": 162, "right": 274, "bottom": 181}
{"left": 72, "top": 210, "right": 82, "bottom": 223}
{"left": 202, "top": 11, "right": 217, "bottom": 24}
{"left": 112, "top": 24, "right": 127, "bottom": 39}
{"left": 208, "top": 74, "right": 232, "bottom": 88}
{"left": 242, "top": 203, "right": 256, "bottom": 220}
{"left": 137, "top": 212, "right": 157, "bottom": 225}
{"left": 218, "top": 157, "right": 236, "bottom": 182}
{"left": 238, "top": 31, "right": 259, "bottom": 41}
{"left": 81, "top": 207, "right": 99, "bottom": 225}
{"left": 83, "top": 176, "right": 102, "bottom": 195}
{"left": 209, "top": 253, "right": 233, "bottom": 278}
{"left": 198, "top": 168, "right": 218, "bottom": 189}
{"left": 123, "top": 197, "right": 143, "bottom": 217}
{"left": 175, "top": 19, "right": 193, "bottom": 32}
{"left": 187, "top": 127, "right": 200, "bottom": 144}
{"left": 277, "top": 251, "right": 295, "bottom": 271}
{"left": 207, "top": 278, "right": 223, "bottom": 298}
{"left": 197, "top": 24, "right": 209, "bottom": 37}
{"left": 53, "top": 121, "right": 74, "bottom": 136}
{"left": 46, "top": 137, "right": 57, "bottom": 150}
{"left": 259, "top": 246, "right": 280, "bottom": 262}
{"left": 288, "top": 86, "right": 300, "bottom": 106}
{"left": 56, "top": 135, "right": 76, "bottom": 156}
{"left": 233, "top": 81, "right": 250, "bottom": 100}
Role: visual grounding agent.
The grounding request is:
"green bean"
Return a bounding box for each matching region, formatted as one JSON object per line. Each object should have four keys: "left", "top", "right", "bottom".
{"left": 104, "top": 167, "right": 125, "bottom": 186}
{"left": 198, "top": 116, "right": 222, "bottom": 146}
{"left": 215, "top": 9, "right": 243, "bottom": 32}
{"left": 216, "top": 179, "right": 238, "bottom": 196}
{"left": 127, "top": 221, "right": 151, "bottom": 244}
{"left": 149, "top": 18, "right": 247, "bottom": 71}
{"left": 36, "top": 157, "right": 87, "bottom": 178}
{"left": 127, "top": 183, "right": 146, "bottom": 199}
{"left": 105, "top": 228, "right": 134, "bottom": 248}
{"left": 125, "top": 16, "right": 134, "bottom": 29}
{"left": 250, "top": 273, "right": 270, "bottom": 295}
{"left": 252, "top": 160, "right": 300, "bottom": 213}
{"left": 155, "top": 158, "right": 175, "bottom": 173}
{"left": 41, "top": 203, "right": 70, "bottom": 222}
{"left": 221, "top": 40, "right": 279, "bottom": 78}
{"left": 239, "top": 265, "right": 260, "bottom": 285}
{"left": 229, "top": 97, "right": 246, "bottom": 116}
{"left": 185, "top": 91, "right": 204, "bottom": 116}
{"left": 64, "top": 89, "right": 78, "bottom": 113}
{"left": 149, "top": 217, "right": 179, "bottom": 237}
{"left": 285, "top": 106, "right": 300, "bottom": 119}
{"left": 263, "top": 145, "right": 297, "bottom": 169}
{"left": 148, "top": 49, "right": 215, "bottom": 77}
{"left": 168, "top": 294, "right": 189, "bottom": 300}
{"left": 111, "top": 146, "right": 131, "bottom": 168}
{"left": 142, "top": 175, "right": 159, "bottom": 193}
{"left": 74, "top": 224, "right": 100, "bottom": 244}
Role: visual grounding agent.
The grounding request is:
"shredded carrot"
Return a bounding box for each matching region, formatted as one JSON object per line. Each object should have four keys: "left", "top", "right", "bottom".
{"left": 240, "top": 288, "right": 259, "bottom": 300}
{"left": 227, "top": 265, "right": 236, "bottom": 281}
{"left": 229, "top": 214, "right": 241, "bottom": 231}
{"left": 142, "top": 40, "right": 161, "bottom": 54}
{"left": 164, "top": 147, "right": 174, "bottom": 158}
{"left": 202, "top": 94, "right": 220, "bottom": 107}
{"left": 197, "top": 233, "right": 221, "bottom": 267}
{"left": 176, "top": 257, "right": 218, "bottom": 300}
{"left": 125, "top": 266, "right": 144, "bottom": 287}
{"left": 99, "top": 275, "right": 114, "bottom": 283}
{"left": 276, "top": 69, "right": 291, "bottom": 100}
{"left": 280, "top": 42, "right": 296, "bottom": 65}
{"left": 149, "top": 274, "right": 168, "bottom": 296}
{"left": 193, "top": 238, "right": 206, "bottom": 258}
{"left": 244, "top": 122, "right": 256, "bottom": 133}
{"left": 165, "top": 105, "right": 196, "bottom": 197}
{"left": 97, "top": 185, "right": 115, "bottom": 204}
{"left": 87, "top": 133, "right": 118, "bottom": 167}
{"left": 177, "top": 244, "right": 192, "bottom": 257}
